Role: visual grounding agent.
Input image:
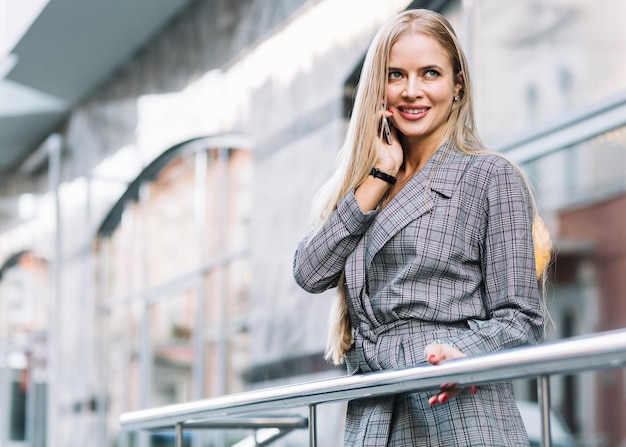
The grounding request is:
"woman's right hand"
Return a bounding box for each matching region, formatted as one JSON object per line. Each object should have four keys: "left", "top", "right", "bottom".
{"left": 354, "top": 109, "right": 403, "bottom": 212}
{"left": 374, "top": 109, "right": 403, "bottom": 176}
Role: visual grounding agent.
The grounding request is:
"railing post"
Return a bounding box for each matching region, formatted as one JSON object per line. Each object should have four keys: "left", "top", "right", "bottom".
{"left": 309, "top": 404, "right": 318, "bottom": 447}
{"left": 176, "top": 422, "right": 184, "bottom": 447}
{"left": 537, "top": 375, "right": 552, "bottom": 447}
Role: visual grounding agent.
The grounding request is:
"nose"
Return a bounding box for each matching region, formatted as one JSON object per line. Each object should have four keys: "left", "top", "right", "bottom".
{"left": 402, "top": 76, "right": 422, "bottom": 99}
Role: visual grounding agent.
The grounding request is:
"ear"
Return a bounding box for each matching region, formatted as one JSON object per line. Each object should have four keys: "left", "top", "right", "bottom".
{"left": 454, "top": 71, "right": 464, "bottom": 97}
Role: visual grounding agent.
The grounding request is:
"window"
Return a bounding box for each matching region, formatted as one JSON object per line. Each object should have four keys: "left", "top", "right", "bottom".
{"left": 96, "top": 141, "right": 252, "bottom": 429}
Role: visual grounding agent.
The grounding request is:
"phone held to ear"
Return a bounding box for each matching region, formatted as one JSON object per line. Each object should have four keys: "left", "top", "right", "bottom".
{"left": 380, "top": 116, "right": 393, "bottom": 145}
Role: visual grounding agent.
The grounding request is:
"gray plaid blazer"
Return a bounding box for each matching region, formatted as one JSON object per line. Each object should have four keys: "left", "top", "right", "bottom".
{"left": 294, "top": 143, "right": 543, "bottom": 446}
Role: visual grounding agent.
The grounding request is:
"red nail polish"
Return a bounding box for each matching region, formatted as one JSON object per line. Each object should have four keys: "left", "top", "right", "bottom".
{"left": 440, "top": 395, "right": 447, "bottom": 404}
{"left": 387, "top": 109, "right": 393, "bottom": 114}
{"left": 428, "top": 354, "right": 436, "bottom": 361}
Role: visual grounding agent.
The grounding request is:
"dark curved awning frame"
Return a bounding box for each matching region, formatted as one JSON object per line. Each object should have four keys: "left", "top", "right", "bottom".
{"left": 0, "top": 250, "right": 32, "bottom": 281}
{"left": 96, "top": 133, "right": 252, "bottom": 238}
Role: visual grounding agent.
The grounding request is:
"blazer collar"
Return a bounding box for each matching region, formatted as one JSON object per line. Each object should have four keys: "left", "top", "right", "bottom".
{"left": 363, "top": 143, "right": 472, "bottom": 272}
{"left": 427, "top": 143, "right": 469, "bottom": 198}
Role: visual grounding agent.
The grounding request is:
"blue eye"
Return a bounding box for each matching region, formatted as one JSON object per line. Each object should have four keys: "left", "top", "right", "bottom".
{"left": 388, "top": 71, "right": 402, "bottom": 80}
{"left": 425, "top": 69, "right": 439, "bottom": 78}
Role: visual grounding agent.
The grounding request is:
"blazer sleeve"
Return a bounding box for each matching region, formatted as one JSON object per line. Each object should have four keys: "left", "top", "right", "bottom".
{"left": 446, "top": 161, "right": 544, "bottom": 355}
{"left": 293, "top": 190, "right": 377, "bottom": 293}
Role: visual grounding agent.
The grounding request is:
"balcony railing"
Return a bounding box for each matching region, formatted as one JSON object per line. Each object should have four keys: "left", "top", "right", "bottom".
{"left": 120, "top": 329, "right": 626, "bottom": 447}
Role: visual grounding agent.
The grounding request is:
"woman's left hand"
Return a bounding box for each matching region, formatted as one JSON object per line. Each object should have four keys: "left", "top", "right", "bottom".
{"left": 424, "top": 342, "right": 478, "bottom": 406}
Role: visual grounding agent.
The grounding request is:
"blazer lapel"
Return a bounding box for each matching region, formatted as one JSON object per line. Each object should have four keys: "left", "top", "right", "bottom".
{"left": 364, "top": 144, "right": 471, "bottom": 272}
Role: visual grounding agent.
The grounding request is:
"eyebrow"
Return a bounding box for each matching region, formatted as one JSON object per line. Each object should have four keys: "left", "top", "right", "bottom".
{"left": 387, "top": 64, "right": 445, "bottom": 72}
{"left": 421, "top": 64, "right": 444, "bottom": 71}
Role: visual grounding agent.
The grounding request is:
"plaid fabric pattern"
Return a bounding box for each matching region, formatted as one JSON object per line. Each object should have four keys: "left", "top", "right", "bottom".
{"left": 294, "top": 144, "right": 543, "bottom": 446}
{"left": 346, "top": 382, "right": 529, "bottom": 446}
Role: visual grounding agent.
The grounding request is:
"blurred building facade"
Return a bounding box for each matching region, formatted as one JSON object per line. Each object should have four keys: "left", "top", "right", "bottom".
{"left": 0, "top": 0, "right": 625, "bottom": 446}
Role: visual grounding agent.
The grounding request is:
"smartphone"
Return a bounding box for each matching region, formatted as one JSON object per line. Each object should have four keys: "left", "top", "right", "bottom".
{"left": 380, "top": 116, "right": 393, "bottom": 145}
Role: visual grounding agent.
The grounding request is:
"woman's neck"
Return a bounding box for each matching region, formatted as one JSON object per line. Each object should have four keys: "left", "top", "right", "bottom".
{"left": 401, "top": 134, "right": 445, "bottom": 177}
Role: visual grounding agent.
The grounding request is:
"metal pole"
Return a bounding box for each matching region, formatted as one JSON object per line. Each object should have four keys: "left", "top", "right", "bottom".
{"left": 308, "top": 404, "right": 317, "bottom": 447}
{"left": 537, "top": 375, "right": 552, "bottom": 447}
{"left": 138, "top": 185, "right": 152, "bottom": 447}
{"left": 192, "top": 147, "right": 208, "bottom": 447}
{"left": 120, "top": 329, "right": 626, "bottom": 431}
{"left": 176, "top": 423, "right": 184, "bottom": 447}
{"left": 216, "top": 146, "right": 228, "bottom": 394}
{"left": 193, "top": 148, "right": 208, "bottom": 397}
{"left": 96, "top": 243, "right": 109, "bottom": 446}
{"left": 47, "top": 133, "right": 62, "bottom": 447}
{"left": 80, "top": 143, "right": 95, "bottom": 447}
{"left": 120, "top": 212, "right": 134, "bottom": 447}
{"left": 215, "top": 146, "right": 228, "bottom": 447}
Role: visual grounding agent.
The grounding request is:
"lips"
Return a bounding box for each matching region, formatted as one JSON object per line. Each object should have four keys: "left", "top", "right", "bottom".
{"left": 400, "top": 107, "right": 428, "bottom": 114}
{"left": 398, "top": 106, "right": 429, "bottom": 120}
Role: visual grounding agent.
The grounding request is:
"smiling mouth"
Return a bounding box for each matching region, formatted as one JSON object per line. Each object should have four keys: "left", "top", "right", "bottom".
{"left": 399, "top": 107, "right": 428, "bottom": 114}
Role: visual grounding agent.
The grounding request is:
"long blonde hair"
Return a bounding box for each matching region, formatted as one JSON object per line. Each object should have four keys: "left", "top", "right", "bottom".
{"left": 311, "top": 10, "right": 551, "bottom": 365}
{"left": 311, "top": 10, "right": 478, "bottom": 227}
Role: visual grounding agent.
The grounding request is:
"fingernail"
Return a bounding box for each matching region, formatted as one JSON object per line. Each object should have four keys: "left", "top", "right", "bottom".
{"left": 428, "top": 354, "right": 436, "bottom": 361}
{"left": 429, "top": 396, "right": 437, "bottom": 406}
{"left": 470, "top": 386, "right": 477, "bottom": 394}
{"left": 387, "top": 109, "right": 393, "bottom": 114}
{"left": 439, "top": 395, "right": 448, "bottom": 404}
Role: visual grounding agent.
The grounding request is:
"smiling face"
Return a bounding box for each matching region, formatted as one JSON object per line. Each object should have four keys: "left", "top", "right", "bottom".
{"left": 386, "top": 32, "right": 462, "bottom": 152}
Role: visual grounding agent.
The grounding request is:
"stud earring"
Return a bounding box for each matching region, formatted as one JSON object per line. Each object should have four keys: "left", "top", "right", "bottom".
{"left": 454, "top": 95, "right": 460, "bottom": 102}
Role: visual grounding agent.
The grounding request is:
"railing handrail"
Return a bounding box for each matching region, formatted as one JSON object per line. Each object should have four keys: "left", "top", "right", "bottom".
{"left": 120, "top": 328, "right": 626, "bottom": 432}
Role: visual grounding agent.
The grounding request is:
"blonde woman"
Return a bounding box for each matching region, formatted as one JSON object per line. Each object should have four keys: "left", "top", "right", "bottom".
{"left": 293, "top": 9, "right": 548, "bottom": 447}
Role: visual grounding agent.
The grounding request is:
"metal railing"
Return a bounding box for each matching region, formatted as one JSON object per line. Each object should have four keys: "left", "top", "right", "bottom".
{"left": 120, "top": 329, "right": 626, "bottom": 447}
